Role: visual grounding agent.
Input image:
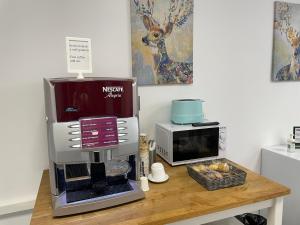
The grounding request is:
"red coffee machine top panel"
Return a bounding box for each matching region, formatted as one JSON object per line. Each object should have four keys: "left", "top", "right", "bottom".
{"left": 51, "top": 78, "right": 134, "bottom": 122}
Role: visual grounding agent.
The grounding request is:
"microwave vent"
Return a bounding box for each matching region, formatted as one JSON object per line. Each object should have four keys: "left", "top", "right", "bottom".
{"left": 155, "top": 124, "right": 170, "bottom": 160}
{"left": 157, "top": 145, "right": 168, "bottom": 158}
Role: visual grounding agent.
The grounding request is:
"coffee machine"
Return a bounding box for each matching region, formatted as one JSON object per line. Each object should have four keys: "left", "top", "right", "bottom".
{"left": 43, "top": 77, "right": 144, "bottom": 216}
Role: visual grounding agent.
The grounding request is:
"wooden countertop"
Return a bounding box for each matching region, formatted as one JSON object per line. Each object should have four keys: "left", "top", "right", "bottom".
{"left": 30, "top": 159, "right": 290, "bottom": 225}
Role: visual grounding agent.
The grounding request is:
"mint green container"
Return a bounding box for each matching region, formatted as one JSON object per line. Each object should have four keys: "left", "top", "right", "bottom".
{"left": 171, "top": 99, "right": 204, "bottom": 124}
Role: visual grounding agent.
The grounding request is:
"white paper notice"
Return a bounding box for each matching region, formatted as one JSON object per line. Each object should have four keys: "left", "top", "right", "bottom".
{"left": 66, "top": 37, "right": 92, "bottom": 75}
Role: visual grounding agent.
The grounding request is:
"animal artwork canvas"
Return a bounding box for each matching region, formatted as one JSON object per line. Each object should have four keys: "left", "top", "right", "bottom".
{"left": 130, "top": 0, "right": 193, "bottom": 85}
{"left": 272, "top": 2, "right": 300, "bottom": 81}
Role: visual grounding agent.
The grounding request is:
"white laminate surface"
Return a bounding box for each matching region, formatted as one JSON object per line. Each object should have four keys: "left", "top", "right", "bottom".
{"left": 262, "top": 145, "right": 300, "bottom": 161}
{"left": 261, "top": 145, "right": 300, "bottom": 225}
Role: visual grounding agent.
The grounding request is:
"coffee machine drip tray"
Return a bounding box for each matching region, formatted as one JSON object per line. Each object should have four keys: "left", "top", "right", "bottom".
{"left": 66, "top": 182, "right": 133, "bottom": 203}
{"left": 53, "top": 179, "right": 144, "bottom": 217}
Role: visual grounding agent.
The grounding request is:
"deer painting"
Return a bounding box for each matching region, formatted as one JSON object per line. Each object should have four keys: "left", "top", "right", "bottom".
{"left": 273, "top": 2, "right": 300, "bottom": 81}
{"left": 131, "top": 0, "right": 193, "bottom": 85}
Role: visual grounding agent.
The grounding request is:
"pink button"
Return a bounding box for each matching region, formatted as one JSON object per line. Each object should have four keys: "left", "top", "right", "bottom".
{"left": 91, "top": 131, "right": 99, "bottom": 136}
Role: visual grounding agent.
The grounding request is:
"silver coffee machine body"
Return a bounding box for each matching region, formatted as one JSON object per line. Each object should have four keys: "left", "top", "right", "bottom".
{"left": 44, "top": 77, "right": 144, "bottom": 216}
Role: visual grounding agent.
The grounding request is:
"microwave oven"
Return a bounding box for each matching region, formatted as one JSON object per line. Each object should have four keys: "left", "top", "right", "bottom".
{"left": 156, "top": 122, "right": 223, "bottom": 166}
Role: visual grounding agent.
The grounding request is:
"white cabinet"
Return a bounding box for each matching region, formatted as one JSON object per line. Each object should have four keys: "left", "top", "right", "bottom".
{"left": 261, "top": 145, "right": 300, "bottom": 225}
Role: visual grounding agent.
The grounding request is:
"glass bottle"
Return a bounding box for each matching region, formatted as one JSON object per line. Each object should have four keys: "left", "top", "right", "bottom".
{"left": 287, "top": 134, "right": 296, "bottom": 153}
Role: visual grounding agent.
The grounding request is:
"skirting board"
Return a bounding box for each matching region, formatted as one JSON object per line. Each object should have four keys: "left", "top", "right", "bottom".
{"left": 0, "top": 199, "right": 35, "bottom": 216}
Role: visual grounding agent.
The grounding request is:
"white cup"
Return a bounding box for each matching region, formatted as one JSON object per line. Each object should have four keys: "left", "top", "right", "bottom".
{"left": 151, "top": 162, "right": 166, "bottom": 181}
{"left": 140, "top": 176, "right": 149, "bottom": 192}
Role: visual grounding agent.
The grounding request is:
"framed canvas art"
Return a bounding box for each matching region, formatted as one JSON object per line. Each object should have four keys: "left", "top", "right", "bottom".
{"left": 272, "top": 2, "right": 300, "bottom": 81}
{"left": 130, "top": 0, "right": 193, "bottom": 85}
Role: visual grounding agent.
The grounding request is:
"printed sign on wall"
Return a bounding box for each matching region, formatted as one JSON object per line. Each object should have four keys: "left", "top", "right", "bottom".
{"left": 66, "top": 37, "right": 92, "bottom": 76}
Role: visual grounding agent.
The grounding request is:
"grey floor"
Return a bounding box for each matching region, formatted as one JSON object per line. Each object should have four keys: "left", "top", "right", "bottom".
{"left": 205, "top": 218, "right": 243, "bottom": 225}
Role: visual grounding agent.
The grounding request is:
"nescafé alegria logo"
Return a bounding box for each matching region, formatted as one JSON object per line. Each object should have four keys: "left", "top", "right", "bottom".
{"left": 102, "top": 86, "right": 124, "bottom": 98}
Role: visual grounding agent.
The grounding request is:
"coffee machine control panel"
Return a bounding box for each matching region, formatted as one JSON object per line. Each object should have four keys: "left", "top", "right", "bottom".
{"left": 67, "top": 117, "right": 131, "bottom": 150}
{"left": 79, "top": 117, "right": 119, "bottom": 149}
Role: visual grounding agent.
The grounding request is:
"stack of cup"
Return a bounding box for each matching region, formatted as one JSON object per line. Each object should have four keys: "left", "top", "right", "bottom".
{"left": 148, "top": 162, "right": 169, "bottom": 183}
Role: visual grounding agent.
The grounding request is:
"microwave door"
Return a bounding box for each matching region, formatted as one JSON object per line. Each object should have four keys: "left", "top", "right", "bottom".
{"left": 173, "top": 128, "right": 219, "bottom": 162}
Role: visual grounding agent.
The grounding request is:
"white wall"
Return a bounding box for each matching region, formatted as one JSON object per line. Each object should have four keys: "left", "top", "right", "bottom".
{"left": 1, "top": 0, "right": 300, "bottom": 218}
